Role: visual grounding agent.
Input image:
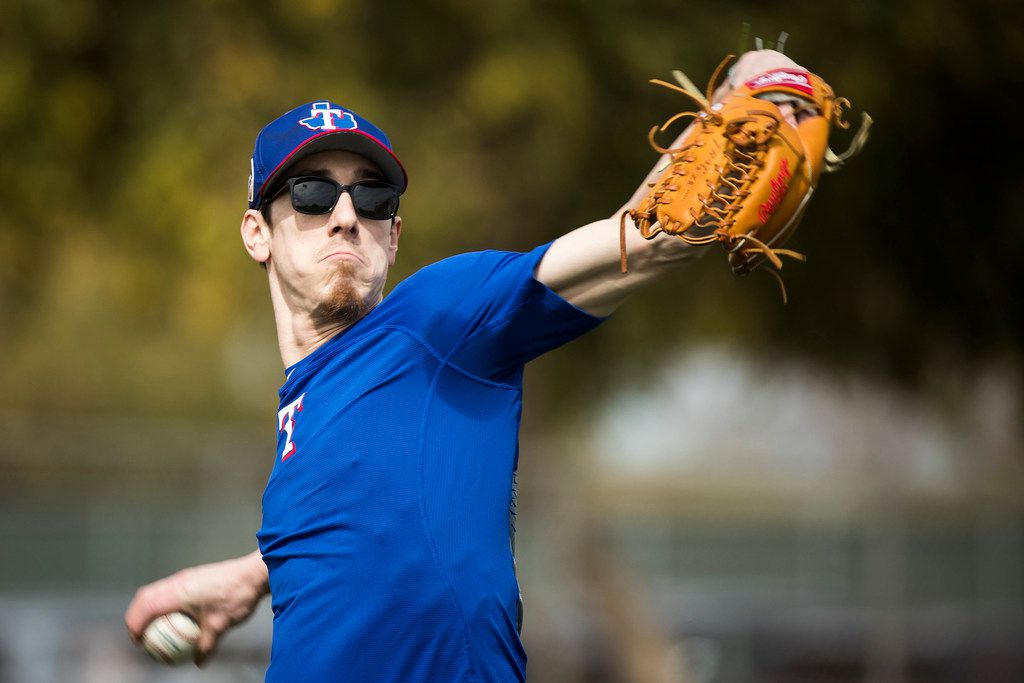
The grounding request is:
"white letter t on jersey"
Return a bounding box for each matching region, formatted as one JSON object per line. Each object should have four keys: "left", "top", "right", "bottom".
{"left": 277, "top": 393, "right": 305, "bottom": 462}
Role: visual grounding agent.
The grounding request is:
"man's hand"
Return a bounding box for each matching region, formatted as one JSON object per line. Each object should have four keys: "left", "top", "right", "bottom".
{"left": 125, "top": 550, "right": 270, "bottom": 665}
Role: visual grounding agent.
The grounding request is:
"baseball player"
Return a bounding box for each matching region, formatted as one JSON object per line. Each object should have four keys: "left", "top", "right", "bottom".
{"left": 124, "top": 50, "right": 832, "bottom": 680}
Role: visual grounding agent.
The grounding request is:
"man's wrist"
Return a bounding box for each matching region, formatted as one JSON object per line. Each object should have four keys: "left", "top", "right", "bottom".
{"left": 238, "top": 549, "right": 270, "bottom": 595}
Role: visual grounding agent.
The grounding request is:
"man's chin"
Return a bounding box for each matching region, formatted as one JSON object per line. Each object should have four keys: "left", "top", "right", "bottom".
{"left": 311, "top": 263, "right": 369, "bottom": 328}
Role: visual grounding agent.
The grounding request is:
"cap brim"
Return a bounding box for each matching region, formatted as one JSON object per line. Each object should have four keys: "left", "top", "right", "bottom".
{"left": 261, "top": 129, "right": 408, "bottom": 204}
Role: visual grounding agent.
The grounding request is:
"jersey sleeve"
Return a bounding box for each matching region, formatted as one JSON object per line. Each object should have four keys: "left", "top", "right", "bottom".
{"left": 387, "top": 242, "right": 605, "bottom": 382}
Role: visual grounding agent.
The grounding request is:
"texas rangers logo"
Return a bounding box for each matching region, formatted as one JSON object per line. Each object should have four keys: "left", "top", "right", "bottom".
{"left": 299, "top": 102, "right": 357, "bottom": 131}
{"left": 278, "top": 393, "right": 306, "bottom": 462}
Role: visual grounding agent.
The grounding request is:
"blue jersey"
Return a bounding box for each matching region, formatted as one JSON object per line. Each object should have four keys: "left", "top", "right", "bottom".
{"left": 256, "top": 244, "right": 603, "bottom": 682}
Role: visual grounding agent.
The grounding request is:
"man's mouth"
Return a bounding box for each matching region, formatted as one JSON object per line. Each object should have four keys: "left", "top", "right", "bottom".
{"left": 321, "top": 251, "right": 364, "bottom": 265}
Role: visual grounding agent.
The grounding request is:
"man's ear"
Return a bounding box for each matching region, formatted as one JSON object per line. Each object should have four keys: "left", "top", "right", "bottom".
{"left": 387, "top": 216, "right": 402, "bottom": 266}
{"left": 240, "top": 209, "right": 271, "bottom": 265}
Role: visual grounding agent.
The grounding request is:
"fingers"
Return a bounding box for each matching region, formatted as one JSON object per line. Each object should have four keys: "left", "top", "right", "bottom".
{"left": 728, "top": 50, "right": 803, "bottom": 87}
{"left": 194, "top": 612, "right": 231, "bottom": 666}
{"left": 124, "top": 573, "right": 190, "bottom": 642}
{"left": 777, "top": 102, "right": 799, "bottom": 128}
{"left": 126, "top": 570, "right": 228, "bottom": 668}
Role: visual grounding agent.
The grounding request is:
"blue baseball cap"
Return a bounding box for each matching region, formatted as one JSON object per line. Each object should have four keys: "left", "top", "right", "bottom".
{"left": 247, "top": 100, "right": 407, "bottom": 210}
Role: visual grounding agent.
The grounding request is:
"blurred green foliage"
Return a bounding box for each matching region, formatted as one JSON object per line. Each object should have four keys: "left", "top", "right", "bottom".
{"left": 0, "top": 0, "right": 1020, "bottom": 420}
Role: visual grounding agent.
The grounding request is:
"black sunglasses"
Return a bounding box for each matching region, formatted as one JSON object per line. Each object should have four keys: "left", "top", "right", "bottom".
{"left": 263, "top": 176, "right": 400, "bottom": 220}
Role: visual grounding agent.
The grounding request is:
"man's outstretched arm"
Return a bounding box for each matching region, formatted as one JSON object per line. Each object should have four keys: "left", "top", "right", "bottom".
{"left": 125, "top": 549, "right": 269, "bottom": 665}
{"left": 535, "top": 205, "right": 705, "bottom": 318}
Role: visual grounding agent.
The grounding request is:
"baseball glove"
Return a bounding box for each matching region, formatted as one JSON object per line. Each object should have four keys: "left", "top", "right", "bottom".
{"left": 620, "top": 51, "right": 871, "bottom": 301}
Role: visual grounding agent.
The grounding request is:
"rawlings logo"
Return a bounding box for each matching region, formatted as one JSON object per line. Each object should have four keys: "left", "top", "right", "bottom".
{"left": 745, "top": 69, "right": 813, "bottom": 96}
{"left": 299, "top": 102, "right": 357, "bottom": 131}
{"left": 757, "top": 159, "right": 792, "bottom": 224}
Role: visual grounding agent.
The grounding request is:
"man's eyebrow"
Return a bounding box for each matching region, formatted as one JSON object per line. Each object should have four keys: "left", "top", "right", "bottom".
{"left": 289, "top": 167, "right": 384, "bottom": 181}
{"left": 353, "top": 167, "right": 384, "bottom": 181}
{"left": 290, "top": 168, "right": 331, "bottom": 178}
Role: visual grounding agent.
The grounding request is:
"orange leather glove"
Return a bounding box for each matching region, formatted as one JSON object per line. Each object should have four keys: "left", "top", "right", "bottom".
{"left": 621, "top": 50, "right": 871, "bottom": 300}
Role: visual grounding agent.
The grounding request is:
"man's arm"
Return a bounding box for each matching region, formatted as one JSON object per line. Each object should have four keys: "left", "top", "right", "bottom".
{"left": 534, "top": 189, "right": 705, "bottom": 318}
{"left": 125, "top": 549, "right": 269, "bottom": 665}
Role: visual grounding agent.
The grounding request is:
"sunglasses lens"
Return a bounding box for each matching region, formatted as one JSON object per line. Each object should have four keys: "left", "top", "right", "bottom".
{"left": 285, "top": 178, "right": 399, "bottom": 218}
{"left": 291, "top": 178, "right": 339, "bottom": 214}
{"left": 352, "top": 183, "right": 399, "bottom": 220}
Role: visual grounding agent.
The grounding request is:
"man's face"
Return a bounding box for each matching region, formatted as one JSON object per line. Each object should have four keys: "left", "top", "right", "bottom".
{"left": 248, "top": 150, "right": 402, "bottom": 324}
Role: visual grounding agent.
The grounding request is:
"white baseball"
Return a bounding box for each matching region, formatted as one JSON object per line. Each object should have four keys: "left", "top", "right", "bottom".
{"left": 141, "top": 612, "right": 201, "bottom": 665}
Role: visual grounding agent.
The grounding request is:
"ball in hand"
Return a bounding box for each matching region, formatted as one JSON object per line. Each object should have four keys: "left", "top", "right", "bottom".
{"left": 142, "top": 612, "right": 201, "bottom": 665}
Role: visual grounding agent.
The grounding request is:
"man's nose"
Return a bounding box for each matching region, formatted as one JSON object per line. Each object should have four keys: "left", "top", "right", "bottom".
{"left": 328, "top": 191, "right": 359, "bottom": 236}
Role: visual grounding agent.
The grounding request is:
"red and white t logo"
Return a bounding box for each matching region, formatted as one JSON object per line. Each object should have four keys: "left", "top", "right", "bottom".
{"left": 277, "top": 393, "right": 305, "bottom": 462}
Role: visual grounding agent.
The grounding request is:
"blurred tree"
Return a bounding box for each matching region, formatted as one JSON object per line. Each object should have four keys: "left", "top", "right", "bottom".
{"left": 0, "top": 0, "right": 1019, "bottom": 424}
